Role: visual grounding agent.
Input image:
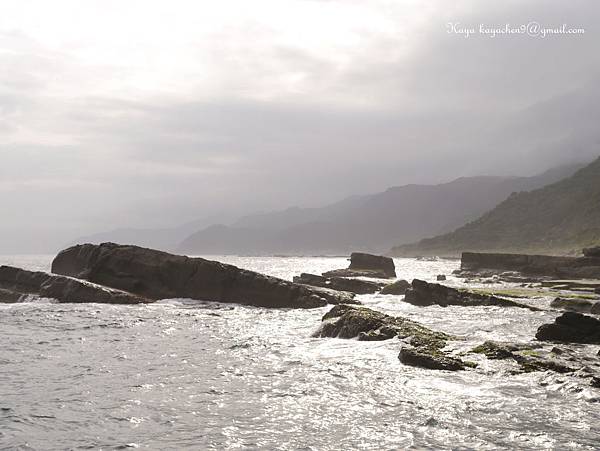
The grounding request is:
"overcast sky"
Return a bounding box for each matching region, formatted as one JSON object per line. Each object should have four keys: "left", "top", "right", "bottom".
{"left": 1, "top": 0, "right": 599, "bottom": 252}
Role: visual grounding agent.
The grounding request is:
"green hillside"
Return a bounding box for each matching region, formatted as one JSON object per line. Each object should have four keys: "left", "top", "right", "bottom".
{"left": 390, "top": 156, "right": 600, "bottom": 257}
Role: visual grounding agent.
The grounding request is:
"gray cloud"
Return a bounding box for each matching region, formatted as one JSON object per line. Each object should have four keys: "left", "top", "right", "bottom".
{"left": 0, "top": 0, "right": 599, "bottom": 253}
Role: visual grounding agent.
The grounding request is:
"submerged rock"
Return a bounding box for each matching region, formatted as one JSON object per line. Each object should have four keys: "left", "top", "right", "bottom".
{"left": 404, "top": 279, "right": 540, "bottom": 310}
{"left": 535, "top": 312, "right": 600, "bottom": 344}
{"left": 322, "top": 252, "right": 396, "bottom": 279}
{"left": 436, "top": 275, "right": 447, "bottom": 281}
{"left": 314, "top": 304, "right": 470, "bottom": 370}
{"left": 470, "top": 341, "right": 575, "bottom": 374}
{"left": 52, "top": 243, "right": 350, "bottom": 308}
{"left": 293, "top": 273, "right": 383, "bottom": 294}
{"left": 0, "top": 265, "right": 148, "bottom": 304}
{"left": 380, "top": 279, "right": 411, "bottom": 295}
{"left": 550, "top": 297, "right": 599, "bottom": 314}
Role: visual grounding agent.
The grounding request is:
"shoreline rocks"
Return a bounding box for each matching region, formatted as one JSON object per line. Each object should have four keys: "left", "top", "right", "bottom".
{"left": 461, "top": 252, "right": 600, "bottom": 279}
{"left": 0, "top": 265, "right": 149, "bottom": 304}
{"left": 535, "top": 312, "right": 600, "bottom": 344}
{"left": 550, "top": 297, "right": 600, "bottom": 314}
{"left": 52, "top": 243, "right": 350, "bottom": 308}
{"left": 314, "top": 304, "right": 471, "bottom": 371}
{"left": 404, "top": 279, "right": 540, "bottom": 310}
{"left": 322, "top": 252, "right": 396, "bottom": 279}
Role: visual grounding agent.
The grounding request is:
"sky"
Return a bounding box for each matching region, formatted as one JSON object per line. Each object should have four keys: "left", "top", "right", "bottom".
{"left": 1, "top": 0, "right": 599, "bottom": 252}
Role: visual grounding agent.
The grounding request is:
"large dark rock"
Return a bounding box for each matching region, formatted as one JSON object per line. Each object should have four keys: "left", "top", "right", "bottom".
{"left": 314, "top": 304, "right": 470, "bottom": 370}
{"left": 583, "top": 246, "right": 600, "bottom": 258}
{"left": 461, "top": 252, "right": 600, "bottom": 279}
{"left": 293, "top": 273, "right": 383, "bottom": 295}
{"left": 348, "top": 253, "right": 396, "bottom": 278}
{"left": 380, "top": 279, "right": 411, "bottom": 295}
{"left": 52, "top": 243, "right": 351, "bottom": 308}
{"left": 404, "top": 279, "right": 540, "bottom": 310}
{"left": 0, "top": 265, "right": 148, "bottom": 304}
{"left": 322, "top": 253, "right": 396, "bottom": 279}
{"left": 535, "top": 312, "right": 600, "bottom": 344}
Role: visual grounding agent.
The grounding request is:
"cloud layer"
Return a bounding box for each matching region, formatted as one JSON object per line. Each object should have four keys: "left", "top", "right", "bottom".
{"left": 1, "top": 0, "right": 599, "bottom": 252}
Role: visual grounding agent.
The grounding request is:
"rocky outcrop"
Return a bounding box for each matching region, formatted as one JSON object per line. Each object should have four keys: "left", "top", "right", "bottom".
{"left": 293, "top": 284, "right": 358, "bottom": 305}
{"left": 550, "top": 297, "right": 600, "bottom": 314}
{"left": 471, "top": 341, "right": 574, "bottom": 374}
{"left": 380, "top": 279, "right": 411, "bottom": 295}
{"left": 322, "top": 253, "right": 396, "bottom": 279}
{"left": 583, "top": 246, "right": 600, "bottom": 258}
{"left": 292, "top": 273, "right": 383, "bottom": 294}
{"left": 436, "top": 275, "right": 446, "bottom": 281}
{"left": 0, "top": 265, "right": 148, "bottom": 304}
{"left": 314, "top": 304, "right": 471, "bottom": 370}
{"left": 461, "top": 252, "right": 600, "bottom": 279}
{"left": 51, "top": 243, "right": 350, "bottom": 308}
{"left": 404, "top": 279, "right": 540, "bottom": 310}
{"left": 535, "top": 312, "right": 600, "bottom": 344}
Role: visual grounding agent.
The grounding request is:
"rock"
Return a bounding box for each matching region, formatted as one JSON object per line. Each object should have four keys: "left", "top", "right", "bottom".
{"left": 583, "top": 246, "right": 600, "bottom": 258}
{"left": 461, "top": 252, "right": 600, "bottom": 279}
{"left": 592, "top": 303, "right": 600, "bottom": 315}
{"left": 314, "top": 304, "right": 470, "bottom": 370}
{"left": 471, "top": 340, "right": 574, "bottom": 374}
{"left": 591, "top": 377, "right": 600, "bottom": 388}
{"left": 294, "top": 283, "right": 358, "bottom": 305}
{"left": 403, "top": 279, "right": 540, "bottom": 310}
{"left": 292, "top": 273, "right": 383, "bottom": 294}
{"left": 436, "top": 275, "right": 446, "bottom": 281}
{"left": 550, "top": 297, "right": 597, "bottom": 314}
{"left": 380, "top": 279, "right": 411, "bottom": 295}
{"left": 0, "top": 265, "right": 148, "bottom": 304}
{"left": 348, "top": 253, "right": 396, "bottom": 277}
{"left": 0, "top": 287, "right": 26, "bottom": 303}
{"left": 51, "top": 243, "right": 350, "bottom": 308}
{"left": 322, "top": 252, "right": 396, "bottom": 279}
{"left": 535, "top": 312, "right": 600, "bottom": 344}
{"left": 399, "top": 347, "right": 466, "bottom": 371}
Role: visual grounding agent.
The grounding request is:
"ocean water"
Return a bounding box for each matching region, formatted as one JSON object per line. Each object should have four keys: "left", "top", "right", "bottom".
{"left": 1, "top": 255, "right": 599, "bottom": 450}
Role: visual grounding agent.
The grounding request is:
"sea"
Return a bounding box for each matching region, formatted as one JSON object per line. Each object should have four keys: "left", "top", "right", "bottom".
{"left": 1, "top": 255, "right": 599, "bottom": 450}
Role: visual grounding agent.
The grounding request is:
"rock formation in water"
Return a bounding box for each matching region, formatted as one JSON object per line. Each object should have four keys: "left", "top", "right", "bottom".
{"left": 293, "top": 273, "right": 384, "bottom": 294}
{"left": 313, "top": 304, "right": 471, "bottom": 371}
{"left": 583, "top": 246, "right": 600, "bottom": 258}
{"left": 460, "top": 252, "right": 600, "bottom": 279}
{"left": 404, "top": 279, "right": 540, "bottom": 310}
{"left": 0, "top": 265, "right": 148, "bottom": 304}
{"left": 52, "top": 242, "right": 351, "bottom": 308}
{"left": 536, "top": 312, "right": 600, "bottom": 344}
{"left": 550, "top": 297, "right": 600, "bottom": 314}
{"left": 322, "top": 252, "right": 396, "bottom": 279}
{"left": 380, "top": 279, "right": 411, "bottom": 295}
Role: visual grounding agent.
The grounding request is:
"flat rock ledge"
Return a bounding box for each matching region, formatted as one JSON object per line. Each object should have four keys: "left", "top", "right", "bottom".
{"left": 313, "top": 304, "right": 472, "bottom": 371}
{"left": 52, "top": 243, "right": 351, "bottom": 308}
{"left": 322, "top": 252, "right": 396, "bottom": 279}
{"left": 0, "top": 265, "right": 148, "bottom": 304}
{"left": 293, "top": 273, "right": 383, "bottom": 295}
{"left": 536, "top": 312, "right": 600, "bottom": 344}
{"left": 404, "top": 279, "right": 540, "bottom": 311}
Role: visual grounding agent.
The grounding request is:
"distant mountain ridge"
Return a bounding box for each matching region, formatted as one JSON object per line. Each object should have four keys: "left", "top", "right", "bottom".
{"left": 178, "top": 163, "right": 584, "bottom": 256}
{"left": 390, "top": 157, "right": 600, "bottom": 257}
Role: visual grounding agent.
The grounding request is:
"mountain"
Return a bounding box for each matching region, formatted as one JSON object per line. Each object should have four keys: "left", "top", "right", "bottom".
{"left": 390, "top": 157, "right": 600, "bottom": 257}
{"left": 69, "top": 216, "right": 231, "bottom": 252}
{"left": 178, "top": 163, "right": 584, "bottom": 256}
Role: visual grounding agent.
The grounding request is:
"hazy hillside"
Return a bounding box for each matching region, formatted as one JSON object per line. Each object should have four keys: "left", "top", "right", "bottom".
{"left": 390, "top": 157, "right": 600, "bottom": 257}
{"left": 179, "top": 164, "right": 583, "bottom": 256}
